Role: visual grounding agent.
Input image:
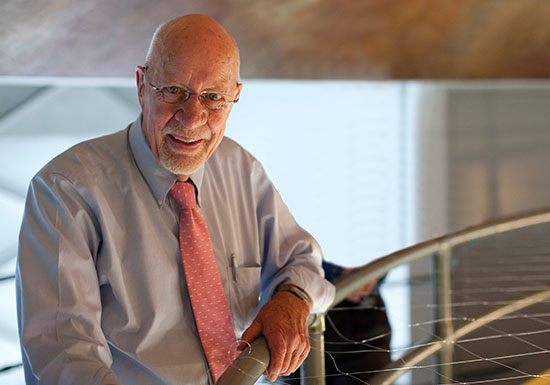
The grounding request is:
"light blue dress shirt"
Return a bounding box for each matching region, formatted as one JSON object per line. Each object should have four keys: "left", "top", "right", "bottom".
{"left": 16, "top": 117, "right": 335, "bottom": 385}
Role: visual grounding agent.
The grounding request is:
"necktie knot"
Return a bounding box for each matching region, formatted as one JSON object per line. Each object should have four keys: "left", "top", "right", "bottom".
{"left": 169, "top": 181, "right": 197, "bottom": 210}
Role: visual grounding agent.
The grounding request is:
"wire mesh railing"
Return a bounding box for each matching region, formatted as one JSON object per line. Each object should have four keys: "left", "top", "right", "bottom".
{"left": 218, "top": 207, "right": 550, "bottom": 385}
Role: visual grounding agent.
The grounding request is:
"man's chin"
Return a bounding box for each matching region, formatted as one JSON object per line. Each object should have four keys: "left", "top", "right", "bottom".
{"left": 160, "top": 155, "right": 205, "bottom": 177}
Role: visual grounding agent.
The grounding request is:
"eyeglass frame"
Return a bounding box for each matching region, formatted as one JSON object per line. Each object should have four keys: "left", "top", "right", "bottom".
{"left": 142, "top": 66, "right": 240, "bottom": 111}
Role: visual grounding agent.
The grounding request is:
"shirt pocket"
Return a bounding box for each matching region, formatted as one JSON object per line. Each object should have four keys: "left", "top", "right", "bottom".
{"left": 229, "top": 265, "right": 261, "bottom": 336}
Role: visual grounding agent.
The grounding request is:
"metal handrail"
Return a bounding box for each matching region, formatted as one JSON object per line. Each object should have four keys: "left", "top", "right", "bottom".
{"left": 216, "top": 336, "right": 270, "bottom": 384}
{"left": 217, "top": 207, "right": 550, "bottom": 385}
{"left": 331, "top": 208, "right": 550, "bottom": 305}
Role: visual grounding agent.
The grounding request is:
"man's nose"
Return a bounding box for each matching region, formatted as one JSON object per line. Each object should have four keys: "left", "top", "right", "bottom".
{"left": 174, "top": 95, "right": 208, "bottom": 128}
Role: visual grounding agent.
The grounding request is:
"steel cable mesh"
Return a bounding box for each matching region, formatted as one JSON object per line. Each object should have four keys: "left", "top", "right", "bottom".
{"left": 240, "top": 221, "right": 550, "bottom": 385}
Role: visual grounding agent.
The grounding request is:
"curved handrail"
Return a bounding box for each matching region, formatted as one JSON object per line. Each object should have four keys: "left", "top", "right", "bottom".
{"left": 331, "top": 208, "right": 550, "bottom": 305}
{"left": 218, "top": 207, "right": 550, "bottom": 385}
{"left": 216, "top": 336, "right": 270, "bottom": 384}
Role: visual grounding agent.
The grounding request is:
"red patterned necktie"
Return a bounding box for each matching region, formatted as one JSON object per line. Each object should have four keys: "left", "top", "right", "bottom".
{"left": 170, "top": 181, "right": 238, "bottom": 382}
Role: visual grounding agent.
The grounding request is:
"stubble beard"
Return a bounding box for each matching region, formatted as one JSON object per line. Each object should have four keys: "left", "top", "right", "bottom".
{"left": 158, "top": 139, "right": 208, "bottom": 176}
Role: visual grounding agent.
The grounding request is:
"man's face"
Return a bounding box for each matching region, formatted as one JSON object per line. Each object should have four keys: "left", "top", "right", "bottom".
{"left": 136, "top": 52, "right": 241, "bottom": 181}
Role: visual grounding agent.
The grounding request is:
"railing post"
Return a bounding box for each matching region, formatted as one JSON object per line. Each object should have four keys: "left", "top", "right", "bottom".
{"left": 301, "top": 313, "right": 326, "bottom": 385}
{"left": 434, "top": 242, "right": 454, "bottom": 383}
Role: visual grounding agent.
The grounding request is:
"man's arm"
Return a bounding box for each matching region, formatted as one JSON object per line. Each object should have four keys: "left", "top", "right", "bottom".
{"left": 17, "top": 174, "right": 122, "bottom": 385}
{"left": 238, "top": 161, "right": 335, "bottom": 382}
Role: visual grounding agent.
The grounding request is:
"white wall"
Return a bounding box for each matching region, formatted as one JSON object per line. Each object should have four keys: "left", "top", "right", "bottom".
{"left": 229, "top": 80, "right": 411, "bottom": 267}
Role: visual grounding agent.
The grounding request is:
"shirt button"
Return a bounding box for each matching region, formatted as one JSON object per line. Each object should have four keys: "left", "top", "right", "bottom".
{"left": 158, "top": 199, "right": 163, "bottom": 206}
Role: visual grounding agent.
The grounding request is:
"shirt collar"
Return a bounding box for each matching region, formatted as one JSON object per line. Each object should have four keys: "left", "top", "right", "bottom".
{"left": 129, "top": 115, "right": 207, "bottom": 207}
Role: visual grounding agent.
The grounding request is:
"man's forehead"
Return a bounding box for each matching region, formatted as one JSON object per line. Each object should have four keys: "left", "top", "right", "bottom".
{"left": 154, "top": 56, "right": 237, "bottom": 87}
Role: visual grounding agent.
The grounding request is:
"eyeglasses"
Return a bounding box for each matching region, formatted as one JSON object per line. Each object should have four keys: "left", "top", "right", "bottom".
{"left": 144, "top": 68, "right": 239, "bottom": 110}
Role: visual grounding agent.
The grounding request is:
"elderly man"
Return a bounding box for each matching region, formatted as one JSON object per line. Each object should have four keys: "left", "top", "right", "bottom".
{"left": 16, "top": 14, "right": 334, "bottom": 385}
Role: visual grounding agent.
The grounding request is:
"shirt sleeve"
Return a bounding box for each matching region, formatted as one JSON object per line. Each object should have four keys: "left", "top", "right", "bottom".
{"left": 252, "top": 162, "right": 335, "bottom": 313}
{"left": 16, "top": 173, "right": 122, "bottom": 385}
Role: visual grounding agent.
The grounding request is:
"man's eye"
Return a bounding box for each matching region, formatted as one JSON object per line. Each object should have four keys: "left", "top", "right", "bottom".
{"left": 165, "top": 86, "right": 182, "bottom": 94}
{"left": 204, "top": 93, "right": 223, "bottom": 101}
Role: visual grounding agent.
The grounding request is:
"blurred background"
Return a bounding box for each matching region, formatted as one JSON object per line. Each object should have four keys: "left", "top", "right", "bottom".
{"left": 1, "top": 1, "right": 550, "bottom": 383}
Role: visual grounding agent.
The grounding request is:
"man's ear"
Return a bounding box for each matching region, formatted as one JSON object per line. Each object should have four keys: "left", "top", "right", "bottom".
{"left": 136, "top": 66, "right": 146, "bottom": 109}
{"left": 234, "top": 82, "right": 243, "bottom": 102}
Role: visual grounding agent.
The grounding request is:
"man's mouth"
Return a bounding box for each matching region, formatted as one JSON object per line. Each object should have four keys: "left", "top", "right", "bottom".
{"left": 170, "top": 134, "right": 202, "bottom": 144}
{"left": 167, "top": 134, "right": 205, "bottom": 153}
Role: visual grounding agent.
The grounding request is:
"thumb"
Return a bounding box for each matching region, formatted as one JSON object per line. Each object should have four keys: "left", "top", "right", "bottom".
{"left": 238, "top": 318, "right": 262, "bottom": 350}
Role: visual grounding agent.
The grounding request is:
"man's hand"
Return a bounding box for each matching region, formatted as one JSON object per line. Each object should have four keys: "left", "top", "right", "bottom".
{"left": 340, "top": 268, "right": 377, "bottom": 303}
{"left": 238, "top": 290, "right": 311, "bottom": 382}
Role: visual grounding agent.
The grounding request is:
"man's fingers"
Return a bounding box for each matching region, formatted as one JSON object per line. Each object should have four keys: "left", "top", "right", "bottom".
{"left": 266, "top": 339, "right": 286, "bottom": 381}
{"left": 280, "top": 348, "right": 300, "bottom": 376}
{"left": 296, "top": 345, "right": 310, "bottom": 369}
{"left": 266, "top": 329, "right": 310, "bottom": 378}
{"left": 238, "top": 320, "right": 262, "bottom": 350}
{"left": 283, "top": 333, "right": 310, "bottom": 375}
{"left": 279, "top": 332, "right": 304, "bottom": 375}
{"left": 297, "top": 332, "right": 311, "bottom": 367}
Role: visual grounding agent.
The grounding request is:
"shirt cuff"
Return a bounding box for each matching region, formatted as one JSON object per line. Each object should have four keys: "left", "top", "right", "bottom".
{"left": 275, "top": 283, "right": 313, "bottom": 310}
